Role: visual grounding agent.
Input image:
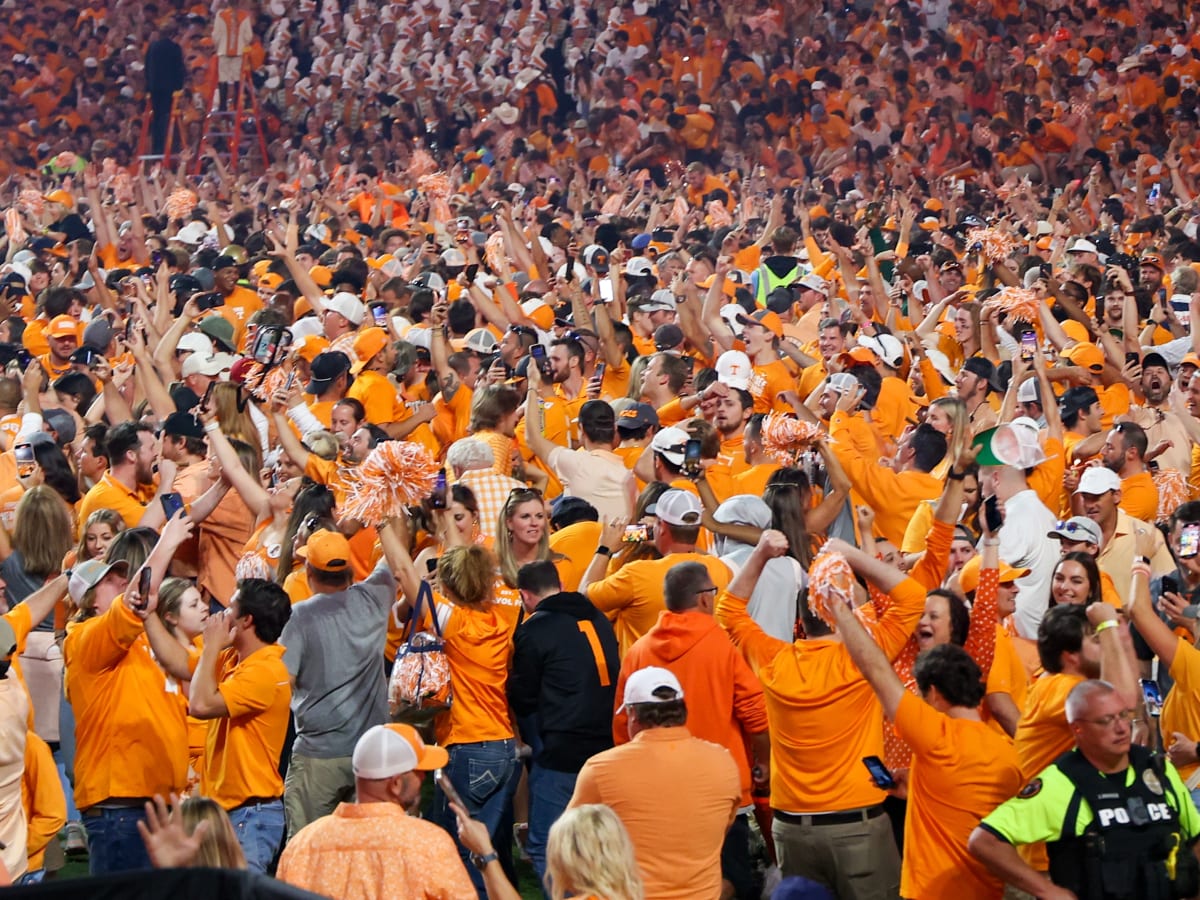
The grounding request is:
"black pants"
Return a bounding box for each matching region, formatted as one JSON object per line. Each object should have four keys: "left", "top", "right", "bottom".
{"left": 149, "top": 91, "right": 175, "bottom": 155}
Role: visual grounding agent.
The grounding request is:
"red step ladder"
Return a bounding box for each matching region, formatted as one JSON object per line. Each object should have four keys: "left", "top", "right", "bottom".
{"left": 195, "top": 58, "right": 269, "bottom": 174}
{"left": 135, "top": 91, "right": 187, "bottom": 168}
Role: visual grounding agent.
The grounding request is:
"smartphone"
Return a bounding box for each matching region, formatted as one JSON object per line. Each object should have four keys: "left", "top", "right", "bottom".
{"left": 160, "top": 491, "right": 184, "bottom": 520}
{"left": 1149, "top": 182, "right": 1161, "bottom": 203}
{"left": 201, "top": 380, "right": 216, "bottom": 411}
{"left": 530, "top": 344, "right": 550, "bottom": 377}
{"left": 593, "top": 361, "right": 606, "bottom": 382}
{"left": 125, "top": 314, "right": 135, "bottom": 340}
{"left": 622, "top": 523, "right": 649, "bottom": 543}
{"left": 425, "top": 234, "right": 436, "bottom": 246}
{"left": 1161, "top": 575, "right": 1180, "bottom": 597}
{"left": 370, "top": 302, "right": 388, "bottom": 327}
{"left": 285, "top": 370, "right": 297, "bottom": 391}
{"left": 1019, "top": 330, "right": 1037, "bottom": 363}
{"left": 135, "top": 566, "right": 152, "bottom": 612}
{"left": 983, "top": 495, "right": 1004, "bottom": 534}
{"left": 426, "top": 557, "right": 438, "bottom": 574}
{"left": 862, "top": 755, "right": 897, "bottom": 790}
{"left": 1181, "top": 523, "right": 1200, "bottom": 559}
{"left": 1141, "top": 678, "right": 1163, "bottom": 717}
{"left": 683, "top": 438, "right": 703, "bottom": 477}
{"left": 14, "top": 442, "right": 34, "bottom": 478}
{"left": 429, "top": 470, "right": 448, "bottom": 510}
{"left": 434, "top": 769, "right": 467, "bottom": 810}
{"left": 76, "top": 347, "right": 97, "bottom": 368}
{"left": 195, "top": 292, "right": 225, "bottom": 311}
{"left": 1125, "top": 351, "right": 1140, "bottom": 368}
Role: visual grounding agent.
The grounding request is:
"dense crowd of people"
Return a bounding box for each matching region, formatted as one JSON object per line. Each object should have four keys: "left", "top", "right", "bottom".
{"left": 4, "top": 0, "right": 1200, "bottom": 898}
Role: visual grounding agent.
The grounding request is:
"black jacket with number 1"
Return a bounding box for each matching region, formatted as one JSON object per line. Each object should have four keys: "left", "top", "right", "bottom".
{"left": 508, "top": 590, "right": 620, "bottom": 773}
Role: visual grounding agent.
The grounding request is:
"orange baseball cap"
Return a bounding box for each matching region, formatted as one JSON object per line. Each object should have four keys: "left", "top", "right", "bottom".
{"left": 1181, "top": 352, "right": 1200, "bottom": 369}
{"left": 351, "top": 327, "right": 390, "bottom": 373}
{"left": 297, "top": 529, "right": 351, "bottom": 572}
{"left": 258, "top": 272, "right": 284, "bottom": 291}
{"left": 309, "top": 265, "right": 333, "bottom": 288}
{"left": 44, "top": 189, "right": 74, "bottom": 208}
{"left": 1062, "top": 341, "right": 1105, "bottom": 371}
{"left": 736, "top": 309, "right": 783, "bottom": 339}
{"left": 838, "top": 346, "right": 878, "bottom": 367}
{"left": 47, "top": 315, "right": 80, "bottom": 340}
{"left": 294, "top": 334, "right": 330, "bottom": 363}
{"left": 959, "top": 555, "right": 1030, "bottom": 595}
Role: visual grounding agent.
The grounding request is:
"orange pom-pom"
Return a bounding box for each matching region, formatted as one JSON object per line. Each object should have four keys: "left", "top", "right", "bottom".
{"left": 1155, "top": 468, "right": 1190, "bottom": 524}
{"left": 992, "top": 286, "right": 1043, "bottom": 324}
{"left": 341, "top": 441, "right": 440, "bottom": 526}
{"left": 761, "top": 413, "right": 823, "bottom": 465}
{"left": 165, "top": 188, "right": 198, "bottom": 221}
{"left": 484, "top": 231, "right": 507, "bottom": 274}
{"left": 967, "top": 227, "right": 1016, "bottom": 265}
{"left": 808, "top": 551, "right": 857, "bottom": 630}
{"left": 417, "top": 172, "right": 451, "bottom": 199}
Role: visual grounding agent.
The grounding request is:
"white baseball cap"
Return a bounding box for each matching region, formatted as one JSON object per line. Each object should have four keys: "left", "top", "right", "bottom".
{"left": 181, "top": 352, "right": 234, "bottom": 378}
{"left": 648, "top": 489, "right": 703, "bottom": 526}
{"left": 649, "top": 425, "right": 690, "bottom": 466}
{"left": 352, "top": 724, "right": 449, "bottom": 779}
{"left": 325, "top": 291, "right": 366, "bottom": 326}
{"left": 177, "top": 332, "right": 215, "bottom": 355}
{"left": 618, "top": 666, "right": 684, "bottom": 712}
{"left": 1075, "top": 467, "right": 1122, "bottom": 495}
{"left": 858, "top": 333, "right": 905, "bottom": 369}
{"left": 715, "top": 350, "right": 753, "bottom": 391}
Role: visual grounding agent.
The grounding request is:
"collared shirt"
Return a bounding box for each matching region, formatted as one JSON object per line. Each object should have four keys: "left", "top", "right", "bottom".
{"left": 458, "top": 469, "right": 525, "bottom": 541}
{"left": 569, "top": 726, "right": 739, "bottom": 900}
{"left": 1098, "top": 508, "right": 1174, "bottom": 606}
{"left": 546, "top": 445, "right": 635, "bottom": 521}
{"left": 77, "top": 472, "right": 152, "bottom": 537}
{"left": 277, "top": 802, "right": 475, "bottom": 899}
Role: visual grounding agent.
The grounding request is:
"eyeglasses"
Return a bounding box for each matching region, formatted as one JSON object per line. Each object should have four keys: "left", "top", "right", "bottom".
{"left": 1078, "top": 709, "right": 1138, "bottom": 728}
{"left": 507, "top": 487, "right": 543, "bottom": 503}
{"left": 694, "top": 585, "right": 718, "bottom": 596}
{"left": 508, "top": 325, "right": 537, "bottom": 339}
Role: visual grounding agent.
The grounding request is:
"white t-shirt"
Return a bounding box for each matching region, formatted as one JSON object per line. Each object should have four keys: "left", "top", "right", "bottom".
{"left": 992, "top": 488, "right": 1059, "bottom": 639}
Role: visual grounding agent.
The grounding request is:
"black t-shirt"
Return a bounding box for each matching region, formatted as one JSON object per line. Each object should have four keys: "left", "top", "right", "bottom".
{"left": 50, "top": 214, "right": 90, "bottom": 243}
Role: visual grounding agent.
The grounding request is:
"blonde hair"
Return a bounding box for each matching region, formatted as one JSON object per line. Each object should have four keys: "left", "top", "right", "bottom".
{"left": 304, "top": 430, "right": 340, "bottom": 461}
{"left": 493, "top": 488, "right": 554, "bottom": 587}
{"left": 546, "top": 805, "right": 644, "bottom": 900}
{"left": 180, "top": 797, "right": 247, "bottom": 869}
{"left": 13, "top": 486, "right": 74, "bottom": 578}
{"left": 212, "top": 382, "right": 258, "bottom": 447}
{"left": 437, "top": 545, "right": 496, "bottom": 606}
{"left": 73, "top": 508, "right": 126, "bottom": 563}
{"left": 930, "top": 396, "right": 969, "bottom": 468}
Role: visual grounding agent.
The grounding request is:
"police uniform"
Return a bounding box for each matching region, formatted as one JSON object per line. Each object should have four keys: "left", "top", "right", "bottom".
{"left": 980, "top": 745, "right": 1200, "bottom": 900}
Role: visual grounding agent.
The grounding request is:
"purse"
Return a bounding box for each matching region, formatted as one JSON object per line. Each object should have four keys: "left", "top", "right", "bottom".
{"left": 388, "top": 579, "right": 452, "bottom": 726}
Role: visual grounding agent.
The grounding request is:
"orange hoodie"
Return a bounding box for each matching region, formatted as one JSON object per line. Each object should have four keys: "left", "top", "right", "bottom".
{"left": 613, "top": 610, "right": 768, "bottom": 805}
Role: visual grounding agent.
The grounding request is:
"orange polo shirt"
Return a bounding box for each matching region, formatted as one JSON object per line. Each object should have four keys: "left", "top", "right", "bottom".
{"left": 586, "top": 554, "right": 732, "bottom": 657}
{"left": 716, "top": 575, "right": 925, "bottom": 813}
{"left": 569, "top": 726, "right": 740, "bottom": 900}
{"left": 347, "top": 370, "right": 407, "bottom": 426}
{"left": 1119, "top": 470, "right": 1158, "bottom": 523}
{"left": 63, "top": 597, "right": 189, "bottom": 810}
{"left": 202, "top": 644, "right": 291, "bottom": 809}
{"left": 77, "top": 472, "right": 151, "bottom": 537}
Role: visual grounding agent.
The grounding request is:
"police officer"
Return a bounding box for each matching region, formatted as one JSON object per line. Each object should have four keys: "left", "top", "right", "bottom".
{"left": 968, "top": 679, "right": 1200, "bottom": 900}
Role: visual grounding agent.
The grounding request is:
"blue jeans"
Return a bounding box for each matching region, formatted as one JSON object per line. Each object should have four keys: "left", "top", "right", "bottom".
{"left": 433, "top": 739, "right": 519, "bottom": 898}
{"left": 228, "top": 799, "right": 285, "bottom": 874}
{"left": 16, "top": 870, "right": 45, "bottom": 884}
{"left": 86, "top": 807, "right": 152, "bottom": 875}
{"left": 527, "top": 765, "right": 578, "bottom": 895}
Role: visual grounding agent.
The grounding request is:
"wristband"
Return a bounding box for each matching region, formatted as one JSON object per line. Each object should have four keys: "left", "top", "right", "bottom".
{"left": 947, "top": 469, "right": 966, "bottom": 481}
{"left": 595, "top": 545, "right": 613, "bottom": 557}
{"left": 982, "top": 538, "right": 1000, "bottom": 547}
{"left": 203, "top": 422, "right": 220, "bottom": 433}
{"left": 1094, "top": 620, "right": 1118, "bottom": 635}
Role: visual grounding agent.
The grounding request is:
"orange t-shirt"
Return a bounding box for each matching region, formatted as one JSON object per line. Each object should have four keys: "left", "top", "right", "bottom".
{"left": 202, "top": 644, "right": 291, "bottom": 809}
{"left": 1119, "top": 470, "right": 1158, "bottom": 522}
{"left": 895, "top": 692, "right": 1023, "bottom": 900}
{"left": 426, "top": 599, "right": 517, "bottom": 747}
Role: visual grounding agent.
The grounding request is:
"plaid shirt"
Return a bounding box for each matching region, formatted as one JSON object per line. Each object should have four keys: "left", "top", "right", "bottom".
{"left": 459, "top": 470, "right": 525, "bottom": 540}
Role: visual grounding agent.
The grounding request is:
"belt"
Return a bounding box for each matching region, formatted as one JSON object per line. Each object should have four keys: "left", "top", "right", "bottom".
{"left": 83, "top": 798, "right": 151, "bottom": 816}
{"left": 774, "top": 805, "right": 885, "bottom": 826}
{"left": 231, "top": 796, "right": 282, "bottom": 811}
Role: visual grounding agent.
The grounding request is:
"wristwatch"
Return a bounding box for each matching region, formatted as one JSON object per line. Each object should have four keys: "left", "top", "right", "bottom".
{"left": 471, "top": 851, "right": 498, "bottom": 869}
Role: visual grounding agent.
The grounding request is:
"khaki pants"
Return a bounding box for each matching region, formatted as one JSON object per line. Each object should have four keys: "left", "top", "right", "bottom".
{"left": 283, "top": 754, "right": 355, "bottom": 840}
{"left": 773, "top": 809, "right": 900, "bottom": 900}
